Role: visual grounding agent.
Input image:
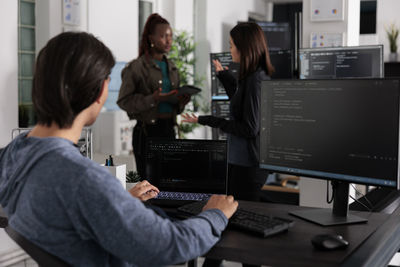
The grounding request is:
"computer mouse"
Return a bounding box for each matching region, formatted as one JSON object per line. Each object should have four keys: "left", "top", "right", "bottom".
{"left": 311, "top": 234, "right": 349, "bottom": 251}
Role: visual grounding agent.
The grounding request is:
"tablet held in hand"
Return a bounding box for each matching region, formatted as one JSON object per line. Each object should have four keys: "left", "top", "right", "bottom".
{"left": 166, "top": 85, "right": 201, "bottom": 104}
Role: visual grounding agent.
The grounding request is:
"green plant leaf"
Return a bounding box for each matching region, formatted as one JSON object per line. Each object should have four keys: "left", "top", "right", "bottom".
{"left": 386, "top": 23, "right": 399, "bottom": 53}
{"left": 126, "top": 171, "right": 142, "bottom": 183}
{"left": 169, "top": 29, "right": 208, "bottom": 138}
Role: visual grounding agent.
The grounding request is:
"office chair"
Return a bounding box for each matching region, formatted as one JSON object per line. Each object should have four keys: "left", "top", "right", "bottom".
{"left": 5, "top": 225, "right": 70, "bottom": 267}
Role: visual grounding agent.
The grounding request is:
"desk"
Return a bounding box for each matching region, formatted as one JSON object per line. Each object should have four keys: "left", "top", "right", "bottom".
{"left": 2, "top": 201, "right": 399, "bottom": 266}
{"left": 198, "top": 201, "right": 400, "bottom": 267}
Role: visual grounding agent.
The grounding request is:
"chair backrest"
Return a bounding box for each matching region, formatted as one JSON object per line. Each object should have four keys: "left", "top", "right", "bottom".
{"left": 5, "top": 225, "right": 70, "bottom": 267}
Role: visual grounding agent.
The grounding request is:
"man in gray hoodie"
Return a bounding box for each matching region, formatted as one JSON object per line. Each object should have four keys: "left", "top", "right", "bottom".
{"left": 0, "top": 32, "right": 238, "bottom": 267}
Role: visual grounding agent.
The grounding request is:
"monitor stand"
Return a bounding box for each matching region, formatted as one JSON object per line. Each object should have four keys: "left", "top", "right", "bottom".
{"left": 289, "top": 181, "right": 368, "bottom": 226}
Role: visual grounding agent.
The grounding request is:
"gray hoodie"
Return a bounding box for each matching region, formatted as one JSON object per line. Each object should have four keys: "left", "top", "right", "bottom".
{"left": 0, "top": 133, "right": 227, "bottom": 266}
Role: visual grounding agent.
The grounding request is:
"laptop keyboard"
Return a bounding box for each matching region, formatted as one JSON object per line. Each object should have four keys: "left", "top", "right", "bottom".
{"left": 155, "top": 191, "right": 211, "bottom": 201}
{"left": 177, "top": 201, "right": 294, "bottom": 238}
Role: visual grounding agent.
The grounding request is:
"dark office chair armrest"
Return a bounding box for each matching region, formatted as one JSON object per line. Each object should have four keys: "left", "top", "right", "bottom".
{"left": 5, "top": 225, "right": 71, "bottom": 267}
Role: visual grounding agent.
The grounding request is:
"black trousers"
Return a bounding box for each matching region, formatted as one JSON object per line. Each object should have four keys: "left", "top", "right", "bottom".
{"left": 203, "top": 164, "right": 268, "bottom": 267}
{"left": 227, "top": 163, "right": 268, "bottom": 201}
{"left": 132, "top": 119, "right": 175, "bottom": 179}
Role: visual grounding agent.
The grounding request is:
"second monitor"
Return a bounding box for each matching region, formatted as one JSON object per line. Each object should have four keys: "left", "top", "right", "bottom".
{"left": 299, "top": 45, "right": 384, "bottom": 79}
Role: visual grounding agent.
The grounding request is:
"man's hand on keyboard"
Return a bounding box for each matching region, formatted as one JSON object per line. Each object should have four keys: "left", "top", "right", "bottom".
{"left": 203, "top": 195, "right": 238, "bottom": 219}
{"left": 129, "top": 180, "right": 160, "bottom": 201}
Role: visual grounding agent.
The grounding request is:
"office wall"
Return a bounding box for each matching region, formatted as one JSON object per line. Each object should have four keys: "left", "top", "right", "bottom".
{"left": 302, "top": 0, "right": 400, "bottom": 61}
{"left": 88, "top": 0, "right": 139, "bottom": 61}
{"left": 302, "top": 0, "right": 360, "bottom": 48}
{"left": 203, "top": 0, "right": 269, "bottom": 53}
{"left": 174, "top": 0, "right": 194, "bottom": 33}
{"left": 0, "top": 1, "right": 18, "bottom": 148}
{"left": 36, "top": 0, "right": 88, "bottom": 53}
{"left": 157, "top": 0, "right": 175, "bottom": 27}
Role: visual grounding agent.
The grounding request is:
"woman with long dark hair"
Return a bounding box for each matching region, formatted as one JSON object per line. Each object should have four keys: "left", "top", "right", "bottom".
{"left": 183, "top": 22, "right": 274, "bottom": 202}
{"left": 182, "top": 21, "right": 274, "bottom": 267}
{"left": 118, "top": 13, "right": 190, "bottom": 179}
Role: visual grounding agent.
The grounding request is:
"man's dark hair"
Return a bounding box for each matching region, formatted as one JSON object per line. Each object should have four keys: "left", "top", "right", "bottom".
{"left": 230, "top": 22, "right": 275, "bottom": 79}
{"left": 139, "top": 13, "right": 170, "bottom": 57}
{"left": 32, "top": 32, "right": 115, "bottom": 128}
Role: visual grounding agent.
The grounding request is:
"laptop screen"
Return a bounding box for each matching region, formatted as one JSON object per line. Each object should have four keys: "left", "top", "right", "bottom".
{"left": 145, "top": 139, "right": 227, "bottom": 194}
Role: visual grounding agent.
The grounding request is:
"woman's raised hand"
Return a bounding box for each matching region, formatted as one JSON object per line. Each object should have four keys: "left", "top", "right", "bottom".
{"left": 212, "top": 59, "right": 228, "bottom": 73}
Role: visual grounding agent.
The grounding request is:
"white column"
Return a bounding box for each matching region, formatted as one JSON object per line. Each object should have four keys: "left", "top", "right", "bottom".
{"left": 0, "top": 1, "right": 18, "bottom": 147}
{"left": 0, "top": 0, "right": 19, "bottom": 259}
{"left": 300, "top": 0, "right": 360, "bottom": 208}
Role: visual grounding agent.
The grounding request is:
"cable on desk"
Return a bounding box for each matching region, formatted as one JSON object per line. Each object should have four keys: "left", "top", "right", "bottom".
{"left": 349, "top": 195, "right": 372, "bottom": 212}
{"left": 327, "top": 181, "right": 334, "bottom": 204}
{"left": 351, "top": 184, "right": 373, "bottom": 212}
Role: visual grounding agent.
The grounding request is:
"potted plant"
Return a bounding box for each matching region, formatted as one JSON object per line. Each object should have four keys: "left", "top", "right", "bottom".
{"left": 126, "top": 171, "right": 141, "bottom": 191}
{"left": 386, "top": 23, "right": 399, "bottom": 62}
{"left": 169, "top": 30, "right": 209, "bottom": 139}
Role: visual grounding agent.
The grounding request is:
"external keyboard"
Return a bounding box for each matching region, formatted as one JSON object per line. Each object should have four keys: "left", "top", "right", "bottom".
{"left": 155, "top": 191, "right": 211, "bottom": 201}
{"left": 177, "top": 201, "right": 294, "bottom": 237}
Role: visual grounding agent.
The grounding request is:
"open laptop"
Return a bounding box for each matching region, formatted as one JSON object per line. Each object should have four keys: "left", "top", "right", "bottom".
{"left": 145, "top": 138, "right": 227, "bottom": 207}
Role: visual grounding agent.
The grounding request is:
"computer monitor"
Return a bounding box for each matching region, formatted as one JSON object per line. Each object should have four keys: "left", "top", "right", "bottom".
{"left": 260, "top": 79, "right": 400, "bottom": 225}
{"left": 269, "top": 50, "right": 294, "bottom": 79}
{"left": 210, "top": 52, "right": 239, "bottom": 99}
{"left": 145, "top": 139, "right": 227, "bottom": 194}
{"left": 256, "top": 21, "right": 291, "bottom": 51}
{"left": 210, "top": 49, "right": 294, "bottom": 98}
{"left": 299, "top": 45, "right": 384, "bottom": 79}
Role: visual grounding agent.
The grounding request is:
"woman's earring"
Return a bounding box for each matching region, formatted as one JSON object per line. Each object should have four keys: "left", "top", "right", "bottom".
{"left": 151, "top": 43, "right": 154, "bottom": 48}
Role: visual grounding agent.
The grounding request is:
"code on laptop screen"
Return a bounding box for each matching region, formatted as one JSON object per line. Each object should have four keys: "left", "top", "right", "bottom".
{"left": 145, "top": 139, "right": 227, "bottom": 194}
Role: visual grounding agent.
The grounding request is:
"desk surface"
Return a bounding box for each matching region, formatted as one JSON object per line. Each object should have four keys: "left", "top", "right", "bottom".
{"left": 202, "top": 201, "right": 400, "bottom": 267}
